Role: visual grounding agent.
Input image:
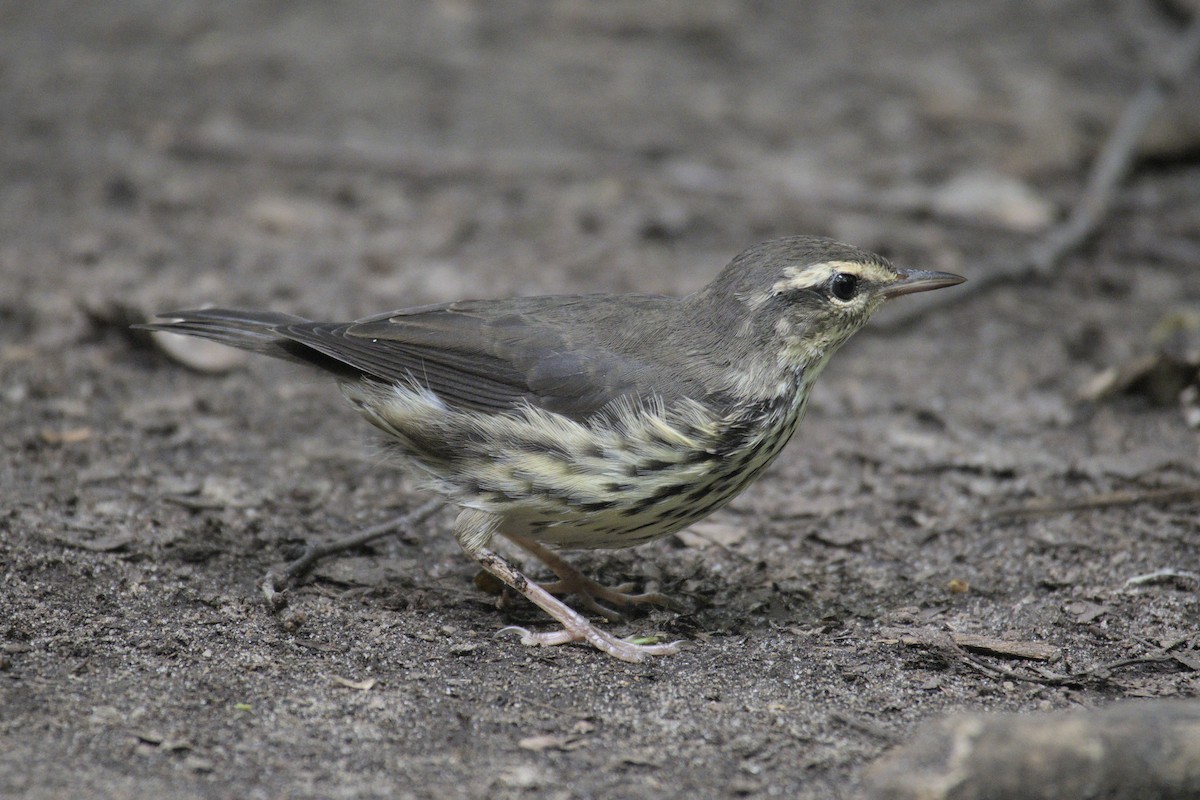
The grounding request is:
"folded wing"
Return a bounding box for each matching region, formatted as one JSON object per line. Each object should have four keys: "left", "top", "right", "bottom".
{"left": 142, "top": 298, "right": 683, "bottom": 421}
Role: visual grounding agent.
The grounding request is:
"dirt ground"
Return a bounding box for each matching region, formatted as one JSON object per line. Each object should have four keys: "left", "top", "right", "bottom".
{"left": 3, "top": 2, "right": 1199, "bottom": 798}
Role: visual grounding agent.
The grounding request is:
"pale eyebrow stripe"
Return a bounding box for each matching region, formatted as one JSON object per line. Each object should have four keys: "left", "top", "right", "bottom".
{"left": 772, "top": 259, "right": 889, "bottom": 294}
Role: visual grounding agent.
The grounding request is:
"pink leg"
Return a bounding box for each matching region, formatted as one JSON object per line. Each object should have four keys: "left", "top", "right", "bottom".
{"left": 474, "top": 547, "right": 681, "bottom": 662}
{"left": 504, "top": 532, "right": 679, "bottom": 622}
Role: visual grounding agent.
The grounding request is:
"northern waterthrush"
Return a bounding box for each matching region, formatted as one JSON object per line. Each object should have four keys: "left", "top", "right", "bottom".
{"left": 141, "top": 236, "right": 964, "bottom": 661}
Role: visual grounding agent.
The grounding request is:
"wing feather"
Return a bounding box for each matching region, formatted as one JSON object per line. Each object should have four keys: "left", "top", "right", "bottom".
{"left": 143, "top": 298, "right": 686, "bottom": 421}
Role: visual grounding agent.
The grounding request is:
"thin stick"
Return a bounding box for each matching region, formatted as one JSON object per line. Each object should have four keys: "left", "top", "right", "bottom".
{"left": 950, "top": 641, "right": 1177, "bottom": 687}
{"left": 877, "top": 13, "right": 1200, "bottom": 332}
{"left": 261, "top": 499, "right": 443, "bottom": 607}
{"left": 987, "top": 485, "right": 1200, "bottom": 519}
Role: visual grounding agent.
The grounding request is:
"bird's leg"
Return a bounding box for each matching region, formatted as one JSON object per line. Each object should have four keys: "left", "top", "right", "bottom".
{"left": 481, "top": 549, "right": 682, "bottom": 662}
{"left": 456, "top": 511, "right": 680, "bottom": 662}
{"left": 503, "top": 532, "right": 680, "bottom": 622}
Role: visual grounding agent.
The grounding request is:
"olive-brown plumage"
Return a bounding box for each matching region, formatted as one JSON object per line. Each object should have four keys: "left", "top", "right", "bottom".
{"left": 142, "top": 236, "right": 964, "bottom": 661}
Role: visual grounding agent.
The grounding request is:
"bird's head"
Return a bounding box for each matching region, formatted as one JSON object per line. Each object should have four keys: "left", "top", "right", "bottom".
{"left": 690, "top": 236, "right": 965, "bottom": 388}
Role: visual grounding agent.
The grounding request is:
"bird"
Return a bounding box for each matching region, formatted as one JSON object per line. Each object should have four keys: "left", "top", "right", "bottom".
{"left": 139, "top": 236, "right": 964, "bottom": 661}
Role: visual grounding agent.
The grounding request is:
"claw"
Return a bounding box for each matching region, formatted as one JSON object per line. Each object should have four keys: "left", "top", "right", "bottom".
{"left": 498, "top": 626, "right": 577, "bottom": 647}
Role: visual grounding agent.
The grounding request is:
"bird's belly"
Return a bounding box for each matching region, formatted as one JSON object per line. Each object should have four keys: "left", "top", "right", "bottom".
{"left": 503, "top": 467, "right": 744, "bottom": 549}
{"left": 502, "top": 399, "right": 809, "bottom": 550}
{"left": 365, "top": 378, "right": 812, "bottom": 550}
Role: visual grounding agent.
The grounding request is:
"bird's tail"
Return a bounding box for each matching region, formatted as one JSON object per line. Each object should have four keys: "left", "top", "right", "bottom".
{"left": 136, "top": 308, "right": 311, "bottom": 353}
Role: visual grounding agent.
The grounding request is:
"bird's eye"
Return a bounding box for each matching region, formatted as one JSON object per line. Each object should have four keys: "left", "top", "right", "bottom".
{"left": 829, "top": 272, "right": 859, "bottom": 301}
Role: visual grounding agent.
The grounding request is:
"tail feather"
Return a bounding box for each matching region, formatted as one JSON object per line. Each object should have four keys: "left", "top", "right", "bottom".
{"left": 137, "top": 308, "right": 360, "bottom": 378}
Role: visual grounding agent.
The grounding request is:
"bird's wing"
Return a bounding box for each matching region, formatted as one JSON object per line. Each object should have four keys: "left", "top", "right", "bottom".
{"left": 272, "top": 299, "right": 660, "bottom": 420}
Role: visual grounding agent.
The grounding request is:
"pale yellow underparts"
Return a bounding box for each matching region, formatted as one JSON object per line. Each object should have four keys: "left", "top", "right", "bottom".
{"left": 342, "top": 377, "right": 812, "bottom": 551}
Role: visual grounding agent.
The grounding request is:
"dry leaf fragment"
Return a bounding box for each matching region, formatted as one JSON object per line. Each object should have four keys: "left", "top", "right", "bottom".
{"left": 149, "top": 329, "right": 247, "bottom": 373}
{"left": 518, "top": 733, "right": 586, "bottom": 752}
{"left": 330, "top": 675, "right": 377, "bottom": 691}
{"left": 39, "top": 426, "right": 92, "bottom": 444}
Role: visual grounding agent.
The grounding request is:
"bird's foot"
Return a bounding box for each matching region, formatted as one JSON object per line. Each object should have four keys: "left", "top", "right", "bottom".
{"left": 498, "top": 625, "right": 681, "bottom": 662}
{"left": 538, "top": 576, "right": 678, "bottom": 622}
{"left": 504, "top": 532, "right": 681, "bottom": 623}
{"left": 474, "top": 546, "right": 682, "bottom": 662}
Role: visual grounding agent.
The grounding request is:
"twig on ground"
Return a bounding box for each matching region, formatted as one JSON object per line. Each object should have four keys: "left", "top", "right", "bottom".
{"left": 261, "top": 499, "right": 444, "bottom": 608}
{"left": 876, "top": 12, "right": 1200, "bottom": 332}
{"left": 951, "top": 642, "right": 1178, "bottom": 687}
{"left": 1123, "top": 567, "right": 1200, "bottom": 588}
{"left": 987, "top": 485, "right": 1200, "bottom": 519}
{"left": 892, "top": 627, "right": 1188, "bottom": 686}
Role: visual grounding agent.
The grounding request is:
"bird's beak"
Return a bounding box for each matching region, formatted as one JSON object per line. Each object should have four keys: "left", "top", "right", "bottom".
{"left": 882, "top": 268, "right": 966, "bottom": 299}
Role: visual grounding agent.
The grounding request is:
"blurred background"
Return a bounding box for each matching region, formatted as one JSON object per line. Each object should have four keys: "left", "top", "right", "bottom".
{"left": 3, "top": 2, "right": 1198, "bottom": 799}
{"left": 6, "top": 0, "right": 1195, "bottom": 317}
